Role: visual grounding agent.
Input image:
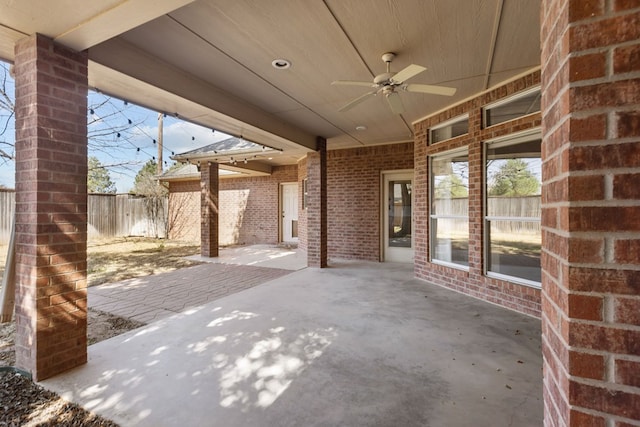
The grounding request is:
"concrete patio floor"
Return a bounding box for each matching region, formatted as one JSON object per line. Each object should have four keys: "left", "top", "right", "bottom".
{"left": 42, "top": 252, "right": 543, "bottom": 426}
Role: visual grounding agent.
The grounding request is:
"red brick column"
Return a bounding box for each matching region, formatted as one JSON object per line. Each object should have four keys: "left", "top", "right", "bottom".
{"left": 13, "top": 34, "right": 88, "bottom": 380}
{"left": 413, "top": 122, "right": 429, "bottom": 276}
{"left": 200, "top": 162, "right": 219, "bottom": 257}
{"left": 541, "top": 1, "right": 640, "bottom": 425}
{"left": 307, "top": 137, "right": 327, "bottom": 267}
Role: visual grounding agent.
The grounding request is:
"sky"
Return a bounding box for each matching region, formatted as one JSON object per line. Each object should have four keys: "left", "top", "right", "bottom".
{"left": 0, "top": 62, "right": 231, "bottom": 192}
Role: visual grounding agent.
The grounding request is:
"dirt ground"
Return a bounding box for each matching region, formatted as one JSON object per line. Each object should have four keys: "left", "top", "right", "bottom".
{"left": 0, "top": 237, "right": 202, "bottom": 426}
{"left": 0, "top": 236, "right": 203, "bottom": 285}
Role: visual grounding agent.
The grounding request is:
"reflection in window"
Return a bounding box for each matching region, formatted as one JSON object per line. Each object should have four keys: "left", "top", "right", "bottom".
{"left": 430, "top": 150, "right": 469, "bottom": 267}
{"left": 486, "top": 138, "right": 542, "bottom": 285}
{"left": 430, "top": 115, "right": 469, "bottom": 144}
{"left": 484, "top": 87, "right": 541, "bottom": 127}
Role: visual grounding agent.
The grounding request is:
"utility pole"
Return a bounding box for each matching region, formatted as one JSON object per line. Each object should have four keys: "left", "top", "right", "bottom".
{"left": 157, "top": 112, "right": 163, "bottom": 175}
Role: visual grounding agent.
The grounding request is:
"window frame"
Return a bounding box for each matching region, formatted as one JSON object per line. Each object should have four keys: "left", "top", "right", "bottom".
{"left": 429, "top": 114, "right": 470, "bottom": 144}
{"left": 482, "top": 86, "right": 541, "bottom": 128}
{"left": 429, "top": 147, "right": 470, "bottom": 270}
{"left": 302, "top": 178, "right": 308, "bottom": 209}
{"left": 483, "top": 128, "right": 542, "bottom": 288}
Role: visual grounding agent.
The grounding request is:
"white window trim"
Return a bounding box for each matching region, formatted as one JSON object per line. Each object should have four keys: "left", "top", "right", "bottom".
{"left": 429, "top": 147, "right": 470, "bottom": 270}
{"left": 483, "top": 127, "right": 542, "bottom": 288}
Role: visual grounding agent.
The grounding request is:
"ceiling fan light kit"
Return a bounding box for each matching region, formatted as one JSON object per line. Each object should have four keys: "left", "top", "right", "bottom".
{"left": 333, "top": 52, "right": 456, "bottom": 114}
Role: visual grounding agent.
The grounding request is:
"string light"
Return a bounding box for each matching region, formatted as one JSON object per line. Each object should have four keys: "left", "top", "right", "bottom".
{"left": 89, "top": 92, "right": 234, "bottom": 177}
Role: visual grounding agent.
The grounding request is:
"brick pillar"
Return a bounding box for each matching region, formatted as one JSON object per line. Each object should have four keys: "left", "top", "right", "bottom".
{"left": 413, "top": 122, "right": 428, "bottom": 276}
{"left": 200, "top": 162, "right": 219, "bottom": 257}
{"left": 13, "top": 34, "right": 88, "bottom": 381}
{"left": 540, "top": 1, "right": 640, "bottom": 426}
{"left": 306, "top": 137, "right": 327, "bottom": 267}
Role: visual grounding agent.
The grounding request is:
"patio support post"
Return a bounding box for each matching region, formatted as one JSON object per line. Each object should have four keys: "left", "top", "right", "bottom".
{"left": 540, "top": 1, "right": 640, "bottom": 425}
{"left": 200, "top": 162, "right": 219, "bottom": 257}
{"left": 306, "top": 137, "right": 327, "bottom": 267}
{"left": 13, "top": 34, "right": 89, "bottom": 380}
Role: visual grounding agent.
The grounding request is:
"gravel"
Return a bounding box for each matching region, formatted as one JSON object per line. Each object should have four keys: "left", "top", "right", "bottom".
{"left": 0, "top": 370, "right": 119, "bottom": 427}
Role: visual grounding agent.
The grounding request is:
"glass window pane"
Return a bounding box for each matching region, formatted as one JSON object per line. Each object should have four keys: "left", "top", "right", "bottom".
{"left": 485, "top": 90, "right": 541, "bottom": 127}
{"left": 485, "top": 137, "right": 542, "bottom": 285}
{"left": 430, "top": 149, "right": 469, "bottom": 267}
{"left": 431, "top": 154, "right": 469, "bottom": 215}
{"left": 487, "top": 220, "right": 541, "bottom": 282}
{"left": 430, "top": 116, "right": 469, "bottom": 144}
{"left": 486, "top": 140, "right": 541, "bottom": 217}
{"left": 432, "top": 218, "right": 469, "bottom": 266}
{"left": 388, "top": 180, "right": 412, "bottom": 248}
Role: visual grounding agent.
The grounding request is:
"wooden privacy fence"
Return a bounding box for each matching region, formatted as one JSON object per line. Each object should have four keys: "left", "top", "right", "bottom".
{"left": 0, "top": 191, "right": 168, "bottom": 244}
{"left": 0, "top": 190, "right": 15, "bottom": 245}
{"left": 434, "top": 195, "right": 541, "bottom": 235}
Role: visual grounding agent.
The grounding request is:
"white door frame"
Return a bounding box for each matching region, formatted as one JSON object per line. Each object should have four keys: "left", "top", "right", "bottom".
{"left": 280, "top": 182, "right": 299, "bottom": 243}
{"left": 381, "top": 170, "right": 414, "bottom": 263}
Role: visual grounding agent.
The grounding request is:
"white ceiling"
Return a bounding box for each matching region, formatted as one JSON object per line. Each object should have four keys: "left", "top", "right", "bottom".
{"left": 0, "top": 0, "right": 541, "bottom": 168}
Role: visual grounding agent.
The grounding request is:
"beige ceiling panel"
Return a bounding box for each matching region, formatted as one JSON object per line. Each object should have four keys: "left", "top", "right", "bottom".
{"left": 490, "top": 0, "right": 541, "bottom": 77}
{"left": 119, "top": 16, "right": 303, "bottom": 115}
{"left": 0, "top": 0, "right": 195, "bottom": 58}
{"left": 324, "top": 0, "right": 501, "bottom": 86}
{"left": 88, "top": 42, "right": 317, "bottom": 151}
{"left": 80, "top": 0, "right": 539, "bottom": 152}
{"left": 56, "top": 0, "right": 197, "bottom": 51}
{"left": 0, "top": 1, "right": 122, "bottom": 39}
{"left": 169, "top": 0, "right": 369, "bottom": 108}
{"left": 0, "top": 24, "right": 24, "bottom": 62}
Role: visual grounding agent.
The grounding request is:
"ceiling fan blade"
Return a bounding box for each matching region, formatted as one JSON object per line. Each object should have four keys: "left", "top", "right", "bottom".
{"left": 390, "top": 64, "right": 426, "bottom": 84}
{"left": 338, "top": 90, "right": 377, "bottom": 112}
{"left": 332, "top": 80, "right": 376, "bottom": 88}
{"left": 403, "top": 83, "right": 457, "bottom": 96}
{"left": 385, "top": 91, "right": 405, "bottom": 115}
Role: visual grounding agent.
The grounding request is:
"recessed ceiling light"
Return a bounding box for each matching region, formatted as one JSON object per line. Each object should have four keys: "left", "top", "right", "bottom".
{"left": 272, "top": 59, "right": 291, "bottom": 69}
{"left": 355, "top": 125, "right": 367, "bottom": 131}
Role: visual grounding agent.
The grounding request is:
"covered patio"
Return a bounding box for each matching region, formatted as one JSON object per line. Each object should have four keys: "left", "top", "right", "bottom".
{"left": 1, "top": 1, "right": 639, "bottom": 425}
{"left": 42, "top": 254, "right": 542, "bottom": 426}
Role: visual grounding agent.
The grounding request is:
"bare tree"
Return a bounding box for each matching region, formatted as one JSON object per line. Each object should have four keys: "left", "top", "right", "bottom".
{"left": 132, "top": 160, "right": 168, "bottom": 238}
{"left": 0, "top": 63, "right": 15, "bottom": 163}
{"left": 166, "top": 190, "right": 199, "bottom": 241}
{"left": 0, "top": 61, "right": 150, "bottom": 182}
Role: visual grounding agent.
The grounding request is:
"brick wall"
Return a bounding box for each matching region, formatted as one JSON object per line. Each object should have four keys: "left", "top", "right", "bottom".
{"left": 168, "top": 165, "right": 298, "bottom": 245}
{"left": 414, "top": 71, "right": 542, "bottom": 317}
{"left": 200, "top": 162, "right": 219, "bottom": 257}
{"left": 13, "top": 34, "right": 89, "bottom": 380}
{"left": 540, "top": 1, "right": 640, "bottom": 425}
{"left": 220, "top": 165, "right": 298, "bottom": 245}
{"left": 306, "top": 139, "right": 327, "bottom": 267}
{"left": 326, "top": 142, "right": 414, "bottom": 261}
{"left": 297, "top": 157, "right": 308, "bottom": 250}
{"left": 168, "top": 180, "right": 200, "bottom": 242}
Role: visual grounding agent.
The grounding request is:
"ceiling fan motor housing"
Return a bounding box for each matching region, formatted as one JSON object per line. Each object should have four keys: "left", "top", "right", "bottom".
{"left": 381, "top": 52, "right": 396, "bottom": 63}
{"left": 374, "top": 72, "right": 396, "bottom": 85}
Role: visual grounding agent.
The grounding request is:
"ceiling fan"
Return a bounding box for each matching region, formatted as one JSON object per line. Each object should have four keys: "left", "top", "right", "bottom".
{"left": 332, "top": 52, "right": 456, "bottom": 115}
